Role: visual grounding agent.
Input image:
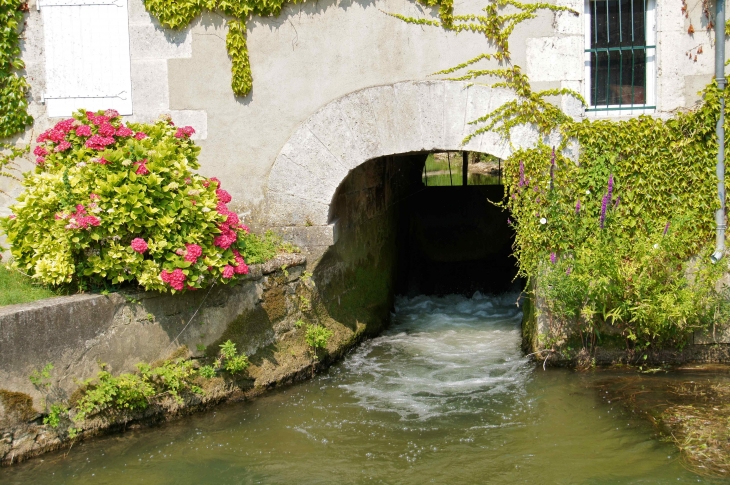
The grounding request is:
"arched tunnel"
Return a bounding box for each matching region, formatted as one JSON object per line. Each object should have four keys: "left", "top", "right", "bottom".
{"left": 311, "top": 152, "right": 521, "bottom": 335}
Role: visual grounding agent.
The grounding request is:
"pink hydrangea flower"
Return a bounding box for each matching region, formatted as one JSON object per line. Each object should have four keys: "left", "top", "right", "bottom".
{"left": 54, "top": 119, "right": 75, "bottom": 133}
{"left": 48, "top": 129, "right": 66, "bottom": 143}
{"left": 130, "top": 238, "right": 148, "bottom": 254}
{"left": 96, "top": 157, "right": 110, "bottom": 165}
{"left": 184, "top": 243, "right": 202, "bottom": 263}
{"left": 75, "top": 124, "right": 92, "bottom": 137}
{"left": 86, "top": 135, "right": 114, "bottom": 150}
{"left": 54, "top": 140, "right": 72, "bottom": 152}
{"left": 33, "top": 145, "right": 48, "bottom": 157}
{"left": 134, "top": 159, "right": 149, "bottom": 175}
{"left": 213, "top": 226, "right": 237, "bottom": 249}
{"left": 174, "top": 126, "right": 195, "bottom": 138}
{"left": 232, "top": 249, "right": 249, "bottom": 275}
{"left": 98, "top": 122, "right": 116, "bottom": 137}
{"left": 35, "top": 156, "right": 45, "bottom": 165}
{"left": 160, "top": 268, "right": 186, "bottom": 291}
{"left": 89, "top": 193, "right": 100, "bottom": 200}
{"left": 116, "top": 125, "right": 133, "bottom": 137}
{"left": 222, "top": 265, "right": 235, "bottom": 279}
{"left": 91, "top": 114, "right": 110, "bottom": 126}
{"left": 104, "top": 109, "right": 119, "bottom": 118}
{"left": 8, "top": 214, "right": 15, "bottom": 220}
{"left": 216, "top": 189, "right": 232, "bottom": 204}
{"left": 134, "top": 132, "right": 147, "bottom": 140}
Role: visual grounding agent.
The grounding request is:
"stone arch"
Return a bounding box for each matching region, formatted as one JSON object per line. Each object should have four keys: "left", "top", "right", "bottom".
{"left": 264, "top": 80, "right": 545, "bottom": 249}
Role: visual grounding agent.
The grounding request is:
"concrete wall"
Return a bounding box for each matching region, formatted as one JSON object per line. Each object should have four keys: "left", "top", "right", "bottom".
{"left": 0, "top": 254, "right": 305, "bottom": 405}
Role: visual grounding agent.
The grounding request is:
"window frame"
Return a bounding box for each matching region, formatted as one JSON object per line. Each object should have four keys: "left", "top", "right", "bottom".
{"left": 583, "top": 0, "right": 657, "bottom": 116}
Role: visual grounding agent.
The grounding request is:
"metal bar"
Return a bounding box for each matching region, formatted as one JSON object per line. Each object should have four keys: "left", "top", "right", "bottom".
{"left": 461, "top": 152, "right": 468, "bottom": 186}
{"left": 606, "top": 50, "right": 611, "bottom": 107}
{"left": 448, "top": 152, "right": 453, "bottom": 186}
{"left": 585, "top": 45, "right": 655, "bottom": 52}
{"left": 586, "top": 105, "right": 656, "bottom": 111}
{"left": 631, "top": 46, "right": 632, "bottom": 104}
{"left": 593, "top": 0, "right": 598, "bottom": 46}
{"left": 499, "top": 159, "right": 501, "bottom": 185}
{"left": 606, "top": 0, "right": 610, "bottom": 44}
{"left": 423, "top": 163, "right": 427, "bottom": 186}
{"left": 630, "top": 0, "right": 634, "bottom": 43}
{"left": 619, "top": 0, "right": 623, "bottom": 43}
{"left": 619, "top": 49, "right": 623, "bottom": 108}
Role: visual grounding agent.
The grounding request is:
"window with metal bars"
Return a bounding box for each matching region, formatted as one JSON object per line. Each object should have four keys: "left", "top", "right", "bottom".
{"left": 584, "top": 0, "right": 656, "bottom": 112}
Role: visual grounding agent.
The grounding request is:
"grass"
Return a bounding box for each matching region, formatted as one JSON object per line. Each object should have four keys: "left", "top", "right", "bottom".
{"left": 0, "top": 264, "right": 61, "bottom": 306}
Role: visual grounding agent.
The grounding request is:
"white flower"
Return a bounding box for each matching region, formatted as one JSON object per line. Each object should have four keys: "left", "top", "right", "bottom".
{"left": 107, "top": 208, "right": 114, "bottom": 213}
{"left": 76, "top": 162, "right": 87, "bottom": 168}
{"left": 539, "top": 217, "right": 547, "bottom": 225}
{"left": 586, "top": 190, "right": 591, "bottom": 195}
{"left": 201, "top": 207, "right": 211, "bottom": 212}
{"left": 653, "top": 243, "right": 659, "bottom": 249}
{"left": 122, "top": 159, "right": 132, "bottom": 166}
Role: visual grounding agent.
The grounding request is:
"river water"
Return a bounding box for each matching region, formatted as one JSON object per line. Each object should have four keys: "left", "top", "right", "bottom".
{"left": 0, "top": 293, "right": 717, "bottom": 484}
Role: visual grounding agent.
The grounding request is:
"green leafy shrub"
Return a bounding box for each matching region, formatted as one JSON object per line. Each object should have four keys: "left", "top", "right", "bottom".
{"left": 1, "top": 110, "right": 254, "bottom": 292}
{"left": 0, "top": 0, "right": 33, "bottom": 138}
{"left": 74, "top": 367, "right": 155, "bottom": 421}
{"left": 305, "top": 324, "right": 332, "bottom": 354}
{"left": 216, "top": 339, "right": 249, "bottom": 374}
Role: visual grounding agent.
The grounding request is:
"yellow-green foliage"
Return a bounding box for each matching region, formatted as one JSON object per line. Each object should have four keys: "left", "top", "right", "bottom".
{"left": 0, "top": 0, "right": 33, "bottom": 138}
{"left": 496, "top": 84, "right": 730, "bottom": 345}
{"left": 1, "top": 110, "right": 254, "bottom": 292}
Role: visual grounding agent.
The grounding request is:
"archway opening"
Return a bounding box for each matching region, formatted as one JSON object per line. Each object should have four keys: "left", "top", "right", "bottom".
{"left": 312, "top": 152, "right": 521, "bottom": 335}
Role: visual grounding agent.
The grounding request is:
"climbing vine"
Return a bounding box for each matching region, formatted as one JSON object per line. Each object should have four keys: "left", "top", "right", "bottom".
{"left": 0, "top": 0, "right": 33, "bottom": 139}
{"left": 398, "top": 0, "right": 730, "bottom": 347}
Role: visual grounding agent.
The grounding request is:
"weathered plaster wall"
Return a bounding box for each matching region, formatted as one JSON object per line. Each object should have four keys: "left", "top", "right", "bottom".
{"left": 4, "top": 0, "right": 725, "bottom": 236}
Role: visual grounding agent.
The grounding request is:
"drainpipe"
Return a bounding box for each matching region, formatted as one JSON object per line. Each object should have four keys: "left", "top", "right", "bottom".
{"left": 712, "top": 0, "right": 727, "bottom": 264}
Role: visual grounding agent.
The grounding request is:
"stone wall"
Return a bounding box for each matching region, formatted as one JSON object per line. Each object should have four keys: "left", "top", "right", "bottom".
{"left": 0, "top": 253, "right": 306, "bottom": 413}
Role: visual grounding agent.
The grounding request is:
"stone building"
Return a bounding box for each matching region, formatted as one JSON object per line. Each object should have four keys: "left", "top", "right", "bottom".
{"left": 0, "top": 0, "right": 724, "bottom": 257}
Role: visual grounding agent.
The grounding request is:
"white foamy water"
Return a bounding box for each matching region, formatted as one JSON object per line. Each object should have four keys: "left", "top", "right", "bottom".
{"left": 339, "top": 292, "right": 531, "bottom": 420}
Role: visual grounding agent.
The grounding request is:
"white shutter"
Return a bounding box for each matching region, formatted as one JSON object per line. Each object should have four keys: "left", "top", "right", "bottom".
{"left": 40, "top": 0, "right": 133, "bottom": 117}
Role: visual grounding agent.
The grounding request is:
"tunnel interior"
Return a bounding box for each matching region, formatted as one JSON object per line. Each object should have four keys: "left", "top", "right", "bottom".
{"left": 312, "top": 152, "right": 521, "bottom": 335}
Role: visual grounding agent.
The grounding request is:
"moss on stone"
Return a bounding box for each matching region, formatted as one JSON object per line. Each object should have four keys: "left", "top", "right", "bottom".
{"left": 0, "top": 389, "right": 36, "bottom": 425}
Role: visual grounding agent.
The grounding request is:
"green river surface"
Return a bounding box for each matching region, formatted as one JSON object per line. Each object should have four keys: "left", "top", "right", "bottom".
{"left": 0, "top": 293, "right": 722, "bottom": 484}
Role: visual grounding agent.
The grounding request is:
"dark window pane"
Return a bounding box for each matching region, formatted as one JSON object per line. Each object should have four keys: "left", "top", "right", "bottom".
{"left": 590, "top": 0, "right": 647, "bottom": 106}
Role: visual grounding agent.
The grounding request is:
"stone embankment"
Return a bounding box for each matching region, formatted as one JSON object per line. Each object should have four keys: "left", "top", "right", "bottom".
{"left": 0, "top": 253, "right": 368, "bottom": 466}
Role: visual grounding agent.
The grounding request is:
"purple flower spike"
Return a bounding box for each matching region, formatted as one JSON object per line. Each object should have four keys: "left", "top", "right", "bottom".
{"left": 663, "top": 221, "right": 670, "bottom": 235}
{"left": 519, "top": 161, "right": 525, "bottom": 188}
{"left": 600, "top": 193, "right": 609, "bottom": 229}
{"left": 550, "top": 147, "right": 555, "bottom": 191}
{"left": 550, "top": 252, "right": 557, "bottom": 264}
{"left": 607, "top": 174, "right": 614, "bottom": 201}
{"left": 566, "top": 267, "right": 572, "bottom": 275}
{"left": 575, "top": 199, "right": 581, "bottom": 214}
{"left": 614, "top": 196, "right": 620, "bottom": 209}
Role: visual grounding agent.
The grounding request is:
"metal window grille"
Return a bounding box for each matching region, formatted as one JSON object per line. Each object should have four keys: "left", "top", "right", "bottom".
{"left": 586, "top": 0, "right": 656, "bottom": 112}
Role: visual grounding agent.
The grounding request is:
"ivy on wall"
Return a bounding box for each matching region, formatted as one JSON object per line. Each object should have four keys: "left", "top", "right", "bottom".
{"left": 0, "top": 0, "right": 33, "bottom": 140}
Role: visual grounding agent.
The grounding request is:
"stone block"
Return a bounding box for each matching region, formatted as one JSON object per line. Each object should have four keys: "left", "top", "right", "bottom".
{"left": 129, "top": 59, "right": 169, "bottom": 118}
{"left": 268, "top": 156, "right": 341, "bottom": 206}
{"left": 365, "top": 84, "right": 401, "bottom": 157}
{"left": 393, "top": 81, "right": 426, "bottom": 153}
{"left": 303, "top": 99, "right": 353, "bottom": 168}
{"left": 168, "top": 110, "right": 208, "bottom": 140}
{"left": 442, "top": 81, "right": 471, "bottom": 150}
{"left": 265, "top": 191, "right": 331, "bottom": 226}
{"left": 416, "top": 81, "right": 446, "bottom": 151}
{"left": 129, "top": 23, "right": 192, "bottom": 60}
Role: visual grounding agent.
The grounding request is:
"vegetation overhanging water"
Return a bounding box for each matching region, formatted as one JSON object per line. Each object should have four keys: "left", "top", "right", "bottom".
{"left": 0, "top": 293, "right": 723, "bottom": 484}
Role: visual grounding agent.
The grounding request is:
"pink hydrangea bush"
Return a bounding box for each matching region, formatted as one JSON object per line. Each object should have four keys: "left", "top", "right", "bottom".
{"left": 0, "top": 110, "right": 256, "bottom": 293}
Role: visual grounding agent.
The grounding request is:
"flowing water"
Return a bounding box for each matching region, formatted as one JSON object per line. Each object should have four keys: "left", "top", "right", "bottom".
{"left": 0, "top": 293, "right": 720, "bottom": 484}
